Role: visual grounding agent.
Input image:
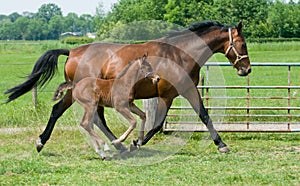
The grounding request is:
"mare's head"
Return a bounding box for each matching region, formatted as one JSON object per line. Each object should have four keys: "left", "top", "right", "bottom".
{"left": 184, "top": 21, "right": 251, "bottom": 76}
{"left": 117, "top": 54, "right": 160, "bottom": 84}
{"left": 223, "top": 22, "right": 251, "bottom": 76}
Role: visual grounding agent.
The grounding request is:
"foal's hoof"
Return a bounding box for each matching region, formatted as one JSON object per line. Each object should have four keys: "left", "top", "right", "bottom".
{"left": 218, "top": 146, "right": 230, "bottom": 153}
{"left": 103, "top": 143, "right": 110, "bottom": 152}
{"left": 96, "top": 150, "right": 107, "bottom": 160}
{"left": 36, "top": 140, "right": 44, "bottom": 153}
{"left": 111, "top": 139, "right": 121, "bottom": 146}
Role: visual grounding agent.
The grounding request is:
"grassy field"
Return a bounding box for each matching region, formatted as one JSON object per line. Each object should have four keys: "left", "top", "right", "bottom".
{"left": 0, "top": 41, "right": 300, "bottom": 185}
{"left": 1, "top": 129, "right": 299, "bottom": 185}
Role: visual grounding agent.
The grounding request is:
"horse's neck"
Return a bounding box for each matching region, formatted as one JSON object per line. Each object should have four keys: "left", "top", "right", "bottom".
{"left": 165, "top": 30, "right": 227, "bottom": 65}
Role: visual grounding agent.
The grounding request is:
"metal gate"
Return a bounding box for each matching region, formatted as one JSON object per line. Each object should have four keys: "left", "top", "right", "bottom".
{"left": 163, "top": 62, "right": 300, "bottom": 132}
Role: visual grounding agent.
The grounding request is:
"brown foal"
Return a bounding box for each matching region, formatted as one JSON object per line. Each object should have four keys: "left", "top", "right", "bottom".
{"left": 53, "top": 55, "right": 160, "bottom": 159}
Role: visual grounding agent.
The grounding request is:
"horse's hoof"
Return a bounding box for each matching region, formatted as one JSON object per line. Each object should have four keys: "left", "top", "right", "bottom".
{"left": 36, "top": 140, "right": 44, "bottom": 153}
{"left": 218, "top": 146, "right": 230, "bottom": 153}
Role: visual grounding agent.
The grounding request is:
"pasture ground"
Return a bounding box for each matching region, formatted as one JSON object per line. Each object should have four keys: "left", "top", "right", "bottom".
{"left": 0, "top": 41, "right": 300, "bottom": 185}
{"left": 1, "top": 128, "right": 299, "bottom": 185}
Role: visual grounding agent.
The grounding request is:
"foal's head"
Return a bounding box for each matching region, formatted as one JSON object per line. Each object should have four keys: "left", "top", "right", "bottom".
{"left": 137, "top": 55, "right": 160, "bottom": 84}
{"left": 117, "top": 54, "right": 160, "bottom": 84}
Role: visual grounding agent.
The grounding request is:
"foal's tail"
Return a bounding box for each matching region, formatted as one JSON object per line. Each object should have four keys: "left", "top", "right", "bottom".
{"left": 52, "top": 82, "right": 73, "bottom": 101}
{"left": 5, "top": 49, "right": 69, "bottom": 103}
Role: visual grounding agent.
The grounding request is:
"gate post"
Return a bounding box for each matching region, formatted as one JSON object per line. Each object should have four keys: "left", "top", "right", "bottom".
{"left": 143, "top": 98, "right": 158, "bottom": 131}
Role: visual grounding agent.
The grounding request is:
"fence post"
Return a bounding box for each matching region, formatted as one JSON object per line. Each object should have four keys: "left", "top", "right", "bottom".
{"left": 32, "top": 84, "right": 37, "bottom": 106}
{"left": 143, "top": 98, "right": 158, "bottom": 131}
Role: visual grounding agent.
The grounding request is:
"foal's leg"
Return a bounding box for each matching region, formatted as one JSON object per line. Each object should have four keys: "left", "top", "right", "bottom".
{"left": 36, "top": 89, "right": 73, "bottom": 152}
{"left": 181, "top": 88, "right": 229, "bottom": 153}
{"left": 81, "top": 107, "right": 107, "bottom": 160}
{"left": 129, "top": 103, "right": 146, "bottom": 147}
{"left": 93, "top": 106, "right": 128, "bottom": 153}
{"left": 111, "top": 104, "right": 138, "bottom": 145}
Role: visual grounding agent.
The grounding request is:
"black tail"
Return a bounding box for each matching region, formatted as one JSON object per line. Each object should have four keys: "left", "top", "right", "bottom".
{"left": 5, "top": 49, "right": 70, "bottom": 103}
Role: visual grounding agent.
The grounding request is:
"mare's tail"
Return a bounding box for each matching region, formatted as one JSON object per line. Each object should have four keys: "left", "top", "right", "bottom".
{"left": 5, "top": 49, "right": 70, "bottom": 103}
{"left": 52, "top": 82, "right": 73, "bottom": 101}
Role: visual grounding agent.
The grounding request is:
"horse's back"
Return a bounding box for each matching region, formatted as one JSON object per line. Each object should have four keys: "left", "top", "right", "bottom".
{"left": 65, "top": 42, "right": 127, "bottom": 82}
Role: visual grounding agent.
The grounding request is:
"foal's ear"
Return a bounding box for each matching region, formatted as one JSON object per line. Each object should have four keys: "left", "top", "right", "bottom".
{"left": 237, "top": 21, "right": 243, "bottom": 34}
{"left": 142, "top": 53, "right": 148, "bottom": 62}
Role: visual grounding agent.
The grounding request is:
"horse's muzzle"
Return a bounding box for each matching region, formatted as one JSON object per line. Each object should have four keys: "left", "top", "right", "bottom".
{"left": 145, "top": 72, "right": 160, "bottom": 84}
{"left": 151, "top": 74, "right": 160, "bottom": 84}
{"left": 238, "top": 67, "right": 251, "bottom": 76}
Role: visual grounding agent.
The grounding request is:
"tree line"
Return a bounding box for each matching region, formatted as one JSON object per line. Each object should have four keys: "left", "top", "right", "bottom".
{"left": 1, "top": 0, "right": 299, "bottom": 41}
{"left": 0, "top": 3, "right": 96, "bottom": 40}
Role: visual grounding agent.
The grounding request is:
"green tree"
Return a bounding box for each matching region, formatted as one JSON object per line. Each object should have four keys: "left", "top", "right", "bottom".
{"left": 24, "top": 18, "right": 47, "bottom": 40}
{"left": 14, "top": 16, "right": 30, "bottom": 39}
{"left": 64, "top": 13, "right": 79, "bottom": 32}
{"left": 36, "top": 3, "right": 62, "bottom": 22}
{"left": 8, "top": 12, "right": 21, "bottom": 22}
{"left": 48, "top": 15, "right": 64, "bottom": 39}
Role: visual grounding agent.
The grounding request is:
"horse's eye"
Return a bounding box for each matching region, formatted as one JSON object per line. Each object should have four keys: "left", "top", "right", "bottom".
{"left": 242, "top": 43, "right": 247, "bottom": 49}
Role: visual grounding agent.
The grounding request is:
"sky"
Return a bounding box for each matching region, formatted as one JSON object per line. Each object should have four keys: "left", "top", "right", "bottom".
{"left": 0, "top": 0, "right": 119, "bottom": 16}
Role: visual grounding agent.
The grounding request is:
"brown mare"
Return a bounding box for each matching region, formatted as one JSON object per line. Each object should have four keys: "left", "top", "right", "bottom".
{"left": 5, "top": 21, "right": 251, "bottom": 154}
{"left": 52, "top": 55, "right": 159, "bottom": 159}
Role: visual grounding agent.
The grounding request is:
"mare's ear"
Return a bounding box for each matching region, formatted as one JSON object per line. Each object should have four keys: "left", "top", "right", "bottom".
{"left": 237, "top": 21, "right": 243, "bottom": 35}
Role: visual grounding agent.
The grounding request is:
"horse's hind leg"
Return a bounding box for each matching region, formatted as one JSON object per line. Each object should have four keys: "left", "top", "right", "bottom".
{"left": 36, "top": 89, "right": 73, "bottom": 152}
{"left": 94, "top": 106, "right": 128, "bottom": 153}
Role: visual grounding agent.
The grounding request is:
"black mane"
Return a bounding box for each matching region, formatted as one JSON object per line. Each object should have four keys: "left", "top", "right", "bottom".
{"left": 167, "top": 20, "right": 230, "bottom": 38}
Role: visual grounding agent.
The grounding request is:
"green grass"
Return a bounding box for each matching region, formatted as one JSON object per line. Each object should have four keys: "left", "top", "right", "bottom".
{"left": 0, "top": 129, "right": 299, "bottom": 185}
{"left": 0, "top": 41, "right": 300, "bottom": 185}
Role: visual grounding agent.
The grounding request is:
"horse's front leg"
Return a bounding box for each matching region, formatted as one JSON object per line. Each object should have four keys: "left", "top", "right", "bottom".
{"left": 36, "top": 89, "right": 73, "bottom": 152}
{"left": 138, "top": 97, "right": 173, "bottom": 146}
{"left": 181, "top": 87, "right": 230, "bottom": 153}
{"left": 94, "top": 106, "right": 128, "bottom": 153}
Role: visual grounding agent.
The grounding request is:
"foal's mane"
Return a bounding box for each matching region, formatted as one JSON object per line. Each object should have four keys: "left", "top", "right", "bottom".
{"left": 167, "top": 20, "right": 230, "bottom": 38}
{"left": 116, "top": 57, "right": 141, "bottom": 79}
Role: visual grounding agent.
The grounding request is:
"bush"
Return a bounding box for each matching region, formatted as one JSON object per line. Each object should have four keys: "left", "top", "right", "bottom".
{"left": 60, "top": 37, "right": 95, "bottom": 45}
{"left": 248, "top": 38, "right": 300, "bottom": 43}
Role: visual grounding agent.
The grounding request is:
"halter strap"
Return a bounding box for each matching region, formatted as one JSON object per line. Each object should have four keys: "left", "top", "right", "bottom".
{"left": 225, "top": 28, "right": 249, "bottom": 66}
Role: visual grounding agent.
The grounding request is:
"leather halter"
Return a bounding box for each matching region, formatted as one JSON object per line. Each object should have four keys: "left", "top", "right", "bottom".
{"left": 225, "top": 28, "right": 249, "bottom": 66}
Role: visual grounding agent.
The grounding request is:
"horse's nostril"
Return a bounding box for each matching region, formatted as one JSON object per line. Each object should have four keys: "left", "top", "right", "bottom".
{"left": 248, "top": 68, "right": 252, "bottom": 74}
